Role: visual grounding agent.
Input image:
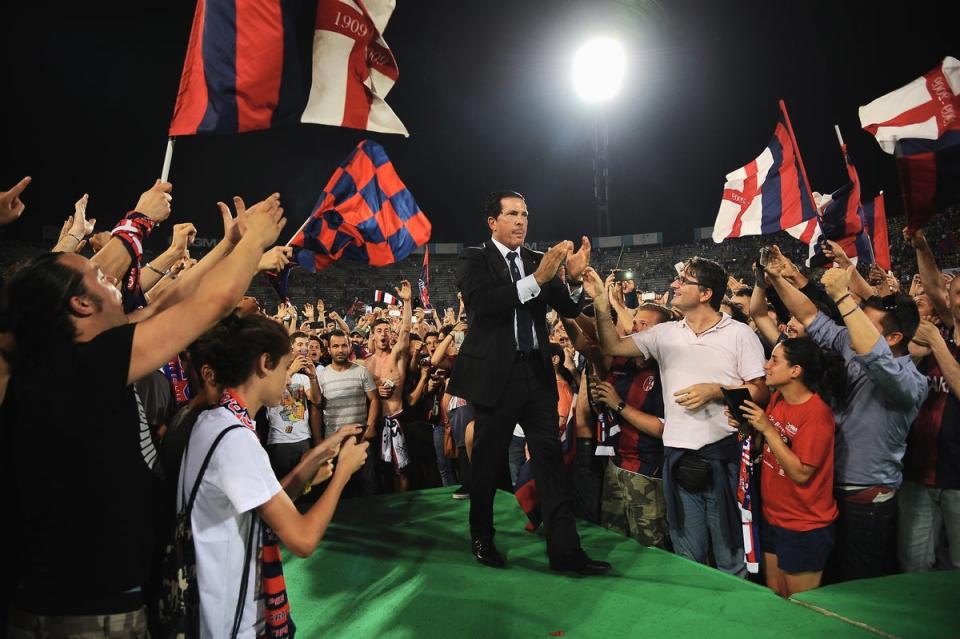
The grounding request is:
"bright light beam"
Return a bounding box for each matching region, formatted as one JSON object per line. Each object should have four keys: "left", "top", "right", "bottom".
{"left": 572, "top": 37, "right": 626, "bottom": 103}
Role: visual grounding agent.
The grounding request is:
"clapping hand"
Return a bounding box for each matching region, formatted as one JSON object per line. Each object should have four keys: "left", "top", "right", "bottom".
{"left": 565, "top": 236, "right": 592, "bottom": 281}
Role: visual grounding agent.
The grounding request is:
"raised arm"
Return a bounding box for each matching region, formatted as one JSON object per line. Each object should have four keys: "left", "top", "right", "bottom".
{"left": 749, "top": 265, "right": 780, "bottom": 347}
{"left": 767, "top": 250, "right": 819, "bottom": 328}
{"left": 907, "top": 229, "right": 952, "bottom": 326}
{"left": 913, "top": 320, "right": 960, "bottom": 402}
{"left": 140, "top": 223, "right": 196, "bottom": 293}
{"left": 91, "top": 181, "right": 173, "bottom": 282}
{"left": 822, "top": 266, "right": 882, "bottom": 356}
{"left": 584, "top": 267, "right": 645, "bottom": 360}
{"left": 259, "top": 436, "right": 369, "bottom": 557}
{"left": 390, "top": 280, "right": 412, "bottom": 368}
{"left": 126, "top": 194, "right": 285, "bottom": 384}
{"left": 823, "top": 240, "right": 874, "bottom": 301}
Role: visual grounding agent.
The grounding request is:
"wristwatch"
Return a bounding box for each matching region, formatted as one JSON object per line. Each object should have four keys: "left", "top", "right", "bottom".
{"left": 612, "top": 401, "right": 626, "bottom": 414}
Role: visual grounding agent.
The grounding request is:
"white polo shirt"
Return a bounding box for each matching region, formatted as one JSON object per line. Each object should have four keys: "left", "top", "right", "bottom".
{"left": 630, "top": 313, "right": 766, "bottom": 449}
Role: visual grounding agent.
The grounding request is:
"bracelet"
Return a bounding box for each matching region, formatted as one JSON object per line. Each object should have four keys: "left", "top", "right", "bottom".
{"left": 145, "top": 263, "right": 169, "bottom": 277}
{"left": 834, "top": 293, "right": 851, "bottom": 306}
{"left": 841, "top": 305, "right": 858, "bottom": 318}
{"left": 67, "top": 232, "right": 84, "bottom": 243}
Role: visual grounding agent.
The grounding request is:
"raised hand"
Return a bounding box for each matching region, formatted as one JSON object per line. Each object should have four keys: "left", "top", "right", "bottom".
{"left": 0, "top": 176, "right": 31, "bottom": 226}
{"left": 582, "top": 267, "right": 605, "bottom": 301}
{"left": 135, "top": 180, "right": 173, "bottom": 222}
{"left": 217, "top": 196, "right": 249, "bottom": 244}
{"left": 170, "top": 222, "right": 197, "bottom": 257}
{"left": 68, "top": 194, "right": 96, "bottom": 238}
{"left": 823, "top": 240, "right": 852, "bottom": 269}
{"left": 821, "top": 265, "right": 853, "bottom": 301}
{"left": 565, "top": 236, "right": 592, "bottom": 281}
{"left": 242, "top": 194, "right": 285, "bottom": 250}
{"left": 395, "top": 280, "right": 412, "bottom": 302}
{"left": 534, "top": 240, "right": 572, "bottom": 286}
{"left": 257, "top": 246, "right": 293, "bottom": 273}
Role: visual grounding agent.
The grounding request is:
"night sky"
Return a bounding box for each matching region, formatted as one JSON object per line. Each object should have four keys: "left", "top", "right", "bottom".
{"left": 1, "top": 0, "right": 954, "bottom": 253}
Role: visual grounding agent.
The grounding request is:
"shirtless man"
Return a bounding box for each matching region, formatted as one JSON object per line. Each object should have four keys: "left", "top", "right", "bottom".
{"left": 365, "top": 280, "right": 413, "bottom": 490}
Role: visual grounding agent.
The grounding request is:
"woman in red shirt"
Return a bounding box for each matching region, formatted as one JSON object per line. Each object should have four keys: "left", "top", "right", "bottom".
{"left": 732, "top": 337, "right": 841, "bottom": 597}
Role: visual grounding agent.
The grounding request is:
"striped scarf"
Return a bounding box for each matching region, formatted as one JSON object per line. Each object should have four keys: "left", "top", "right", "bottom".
{"left": 219, "top": 390, "right": 296, "bottom": 639}
{"left": 111, "top": 211, "right": 155, "bottom": 312}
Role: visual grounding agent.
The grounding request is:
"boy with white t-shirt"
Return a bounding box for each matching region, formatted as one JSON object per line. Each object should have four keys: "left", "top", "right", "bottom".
{"left": 179, "top": 315, "right": 368, "bottom": 638}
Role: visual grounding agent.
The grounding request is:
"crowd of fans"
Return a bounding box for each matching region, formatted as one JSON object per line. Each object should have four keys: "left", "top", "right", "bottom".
{"left": 0, "top": 175, "right": 957, "bottom": 636}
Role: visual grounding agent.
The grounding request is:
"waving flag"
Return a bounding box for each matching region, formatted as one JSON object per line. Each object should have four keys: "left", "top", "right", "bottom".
{"left": 418, "top": 247, "right": 431, "bottom": 309}
{"left": 289, "top": 139, "right": 431, "bottom": 272}
{"left": 373, "top": 290, "right": 397, "bottom": 305}
{"left": 859, "top": 56, "right": 959, "bottom": 154}
{"left": 787, "top": 144, "right": 874, "bottom": 268}
{"left": 863, "top": 193, "right": 891, "bottom": 271}
{"left": 859, "top": 56, "right": 960, "bottom": 230}
{"left": 713, "top": 100, "right": 818, "bottom": 242}
{"left": 169, "top": 0, "right": 407, "bottom": 136}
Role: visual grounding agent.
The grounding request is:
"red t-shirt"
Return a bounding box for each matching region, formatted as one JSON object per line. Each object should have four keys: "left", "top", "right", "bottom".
{"left": 761, "top": 391, "right": 838, "bottom": 531}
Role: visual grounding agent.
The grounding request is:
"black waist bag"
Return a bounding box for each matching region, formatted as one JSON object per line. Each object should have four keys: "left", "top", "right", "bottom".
{"left": 674, "top": 451, "right": 713, "bottom": 492}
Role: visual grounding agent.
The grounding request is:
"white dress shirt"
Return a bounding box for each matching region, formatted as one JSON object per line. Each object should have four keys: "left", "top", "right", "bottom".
{"left": 489, "top": 237, "right": 582, "bottom": 351}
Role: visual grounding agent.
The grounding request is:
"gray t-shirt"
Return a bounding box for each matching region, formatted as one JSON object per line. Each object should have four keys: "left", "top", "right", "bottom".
{"left": 317, "top": 363, "right": 376, "bottom": 436}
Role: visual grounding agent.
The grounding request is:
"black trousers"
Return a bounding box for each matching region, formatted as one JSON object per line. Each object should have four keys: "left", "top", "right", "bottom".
{"left": 469, "top": 353, "right": 579, "bottom": 557}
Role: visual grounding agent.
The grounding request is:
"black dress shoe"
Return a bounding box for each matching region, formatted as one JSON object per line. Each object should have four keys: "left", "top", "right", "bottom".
{"left": 472, "top": 538, "right": 505, "bottom": 568}
{"left": 549, "top": 548, "right": 612, "bottom": 575}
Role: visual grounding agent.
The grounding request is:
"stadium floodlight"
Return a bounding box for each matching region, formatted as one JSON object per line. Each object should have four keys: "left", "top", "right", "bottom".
{"left": 571, "top": 37, "right": 626, "bottom": 103}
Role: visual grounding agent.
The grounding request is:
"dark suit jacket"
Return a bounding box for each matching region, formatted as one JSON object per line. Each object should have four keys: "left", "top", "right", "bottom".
{"left": 447, "top": 240, "right": 582, "bottom": 407}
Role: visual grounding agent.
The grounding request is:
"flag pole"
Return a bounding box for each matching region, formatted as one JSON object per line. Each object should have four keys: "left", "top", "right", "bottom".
{"left": 834, "top": 125, "right": 845, "bottom": 149}
{"left": 160, "top": 137, "right": 176, "bottom": 182}
{"left": 779, "top": 100, "right": 817, "bottom": 208}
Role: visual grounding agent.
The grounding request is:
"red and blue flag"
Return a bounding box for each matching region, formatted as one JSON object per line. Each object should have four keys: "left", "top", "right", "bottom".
{"left": 169, "top": 0, "right": 407, "bottom": 136}
{"left": 863, "top": 193, "right": 891, "bottom": 271}
{"left": 418, "top": 246, "right": 431, "bottom": 309}
{"left": 859, "top": 56, "right": 960, "bottom": 230}
{"left": 289, "top": 139, "right": 431, "bottom": 271}
{"left": 713, "top": 100, "right": 818, "bottom": 242}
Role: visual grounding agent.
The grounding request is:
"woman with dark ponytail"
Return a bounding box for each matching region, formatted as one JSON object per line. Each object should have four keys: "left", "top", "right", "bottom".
{"left": 728, "top": 337, "right": 839, "bottom": 597}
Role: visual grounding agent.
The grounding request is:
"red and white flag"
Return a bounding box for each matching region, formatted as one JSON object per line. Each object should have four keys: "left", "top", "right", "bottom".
{"left": 374, "top": 289, "right": 397, "bottom": 304}
{"left": 859, "top": 56, "right": 959, "bottom": 155}
{"left": 304, "top": 0, "right": 408, "bottom": 135}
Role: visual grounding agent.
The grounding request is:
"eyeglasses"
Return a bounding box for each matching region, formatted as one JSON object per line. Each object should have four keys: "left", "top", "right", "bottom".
{"left": 674, "top": 273, "right": 701, "bottom": 287}
{"left": 880, "top": 294, "right": 898, "bottom": 311}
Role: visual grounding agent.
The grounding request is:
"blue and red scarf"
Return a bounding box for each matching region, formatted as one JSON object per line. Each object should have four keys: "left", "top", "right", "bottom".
{"left": 220, "top": 390, "right": 296, "bottom": 639}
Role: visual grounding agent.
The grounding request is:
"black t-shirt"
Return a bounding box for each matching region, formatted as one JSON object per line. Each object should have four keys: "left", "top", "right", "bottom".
{"left": 4, "top": 323, "right": 155, "bottom": 614}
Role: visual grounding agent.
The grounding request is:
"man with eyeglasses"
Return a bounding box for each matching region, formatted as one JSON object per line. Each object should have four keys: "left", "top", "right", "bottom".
{"left": 585, "top": 256, "right": 768, "bottom": 577}
{"left": 765, "top": 258, "right": 927, "bottom": 582}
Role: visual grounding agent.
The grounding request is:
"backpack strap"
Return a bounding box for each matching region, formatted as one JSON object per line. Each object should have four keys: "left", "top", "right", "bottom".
{"left": 181, "top": 424, "right": 246, "bottom": 516}
{"left": 230, "top": 512, "right": 258, "bottom": 639}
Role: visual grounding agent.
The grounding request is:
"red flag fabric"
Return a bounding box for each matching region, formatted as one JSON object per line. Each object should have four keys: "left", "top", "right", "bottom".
{"left": 863, "top": 193, "right": 891, "bottom": 271}
{"left": 288, "top": 139, "right": 431, "bottom": 272}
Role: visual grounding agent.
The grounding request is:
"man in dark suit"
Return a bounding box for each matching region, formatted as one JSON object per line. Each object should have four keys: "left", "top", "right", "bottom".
{"left": 447, "top": 190, "right": 611, "bottom": 575}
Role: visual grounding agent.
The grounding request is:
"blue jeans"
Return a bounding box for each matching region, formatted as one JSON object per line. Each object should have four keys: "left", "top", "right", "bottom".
{"left": 667, "top": 458, "right": 746, "bottom": 577}
{"left": 898, "top": 481, "right": 960, "bottom": 571}
{"left": 508, "top": 434, "right": 526, "bottom": 488}
{"left": 432, "top": 423, "right": 455, "bottom": 487}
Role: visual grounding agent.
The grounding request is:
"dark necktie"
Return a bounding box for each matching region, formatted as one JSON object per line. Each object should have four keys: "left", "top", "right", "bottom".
{"left": 507, "top": 251, "right": 535, "bottom": 352}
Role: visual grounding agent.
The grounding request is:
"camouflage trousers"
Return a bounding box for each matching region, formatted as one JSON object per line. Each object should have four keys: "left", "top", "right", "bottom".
{"left": 600, "top": 462, "right": 668, "bottom": 548}
{"left": 7, "top": 606, "right": 148, "bottom": 639}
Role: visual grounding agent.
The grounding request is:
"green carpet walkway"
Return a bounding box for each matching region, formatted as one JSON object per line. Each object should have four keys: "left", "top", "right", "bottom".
{"left": 790, "top": 570, "right": 959, "bottom": 639}
{"left": 282, "top": 488, "right": 898, "bottom": 638}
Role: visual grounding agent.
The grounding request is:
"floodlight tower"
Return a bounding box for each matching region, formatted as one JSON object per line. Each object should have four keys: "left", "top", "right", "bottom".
{"left": 572, "top": 37, "right": 625, "bottom": 239}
